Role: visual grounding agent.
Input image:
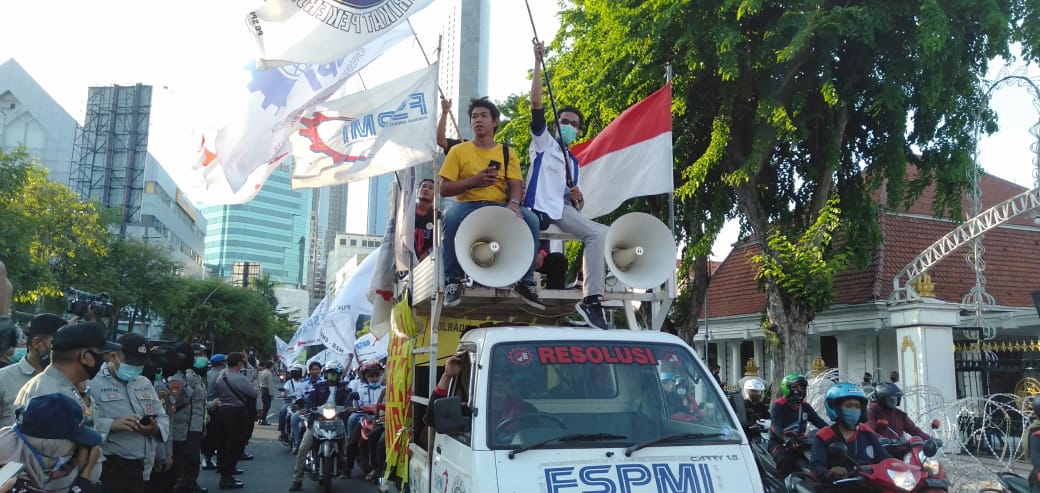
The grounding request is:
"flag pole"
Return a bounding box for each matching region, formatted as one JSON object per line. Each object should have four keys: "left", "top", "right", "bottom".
{"left": 409, "top": 20, "right": 461, "bottom": 138}
{"left": 666, "top": 64, "right": 675, "bottom": 236}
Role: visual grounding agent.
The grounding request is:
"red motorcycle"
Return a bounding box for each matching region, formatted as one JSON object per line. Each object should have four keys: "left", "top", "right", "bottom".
{"left": 788, "top": 437, "right": 948, "bottom": 493}
{"left": 354, "top": 403, "right": 386, "bottom": 483}
{"left": 876, "top": 418, "right": 947, "bottom": 484}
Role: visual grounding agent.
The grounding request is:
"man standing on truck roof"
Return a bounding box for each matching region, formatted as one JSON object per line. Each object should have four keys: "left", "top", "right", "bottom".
{"left": 438, "top": 97, "right": 544, "bottom": 310}
{"left": 524, "top": 41, "right": 609, "bottom": 330}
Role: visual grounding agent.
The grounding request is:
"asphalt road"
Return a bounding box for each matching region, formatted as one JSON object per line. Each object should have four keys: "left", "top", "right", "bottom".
{"left": 195, "top": 424, "right": 382, "bottom": 493}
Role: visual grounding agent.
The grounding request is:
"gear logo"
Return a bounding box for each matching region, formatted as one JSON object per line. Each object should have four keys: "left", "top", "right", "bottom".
{"left": 330, "top": 0, "right": 385, "bottom": 7}
{"left": 246, "top": 61, "right": 320, "bottom": 112}
{"left": 507, "top": 347, "right": 534, "bottom": 366}
{"left": 298, "top": 112, "right": 370, "bottom": 165}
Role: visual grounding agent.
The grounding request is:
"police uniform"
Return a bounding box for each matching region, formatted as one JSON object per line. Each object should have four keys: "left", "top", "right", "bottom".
{"left": 90, "top": 353, "right": 171, "bottom": 492}
{"left": 211, "top": 362, "right": 257, "bottom": 487}
{"left": 201, "top": 358, "right": 226, "bottom": 469}
{"left": 0, "top": 355, "right": 41, "bottom": 427}
{"left": 149, "top": 374, "right": 177, "bottom": 493}
{"left": 170, "top": 368, "right": 207, "bottom": 493}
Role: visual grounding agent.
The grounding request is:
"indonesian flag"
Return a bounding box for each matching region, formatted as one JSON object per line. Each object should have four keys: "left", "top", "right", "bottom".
{"left": 571, "top": 83, "right": 673, "bottom": 219}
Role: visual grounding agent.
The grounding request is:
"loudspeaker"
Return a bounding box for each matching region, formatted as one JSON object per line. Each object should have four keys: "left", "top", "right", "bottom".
{"left": 368, "top": 294, "right": 392, "bottom": 339}
{"left": 455, "top": 206, "right": 535, "bottom": 287}
{"left": 604, "top": 212, "right": 677, "bottom": 289}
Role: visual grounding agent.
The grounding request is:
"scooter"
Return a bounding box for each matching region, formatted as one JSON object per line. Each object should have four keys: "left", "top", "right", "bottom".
{"left": 279, "top": 397, "right": 305, "bottom": 448}
{"left": 747, "top": 419, "right": 786, "bottom": 493}
{"left": 356, "top": 403, "right": 386, "bottom": 482}
{"left": 986, "top": 471, "right": 1032, "bottom": 492}
{"left": 877, "top": 418, "right": 947, "bottom": 485}
{"left": 303, "top": 402, "right": 348, "bottom": 493}
{"left": 787, "top": 440, "right": 949, "bottom": 493}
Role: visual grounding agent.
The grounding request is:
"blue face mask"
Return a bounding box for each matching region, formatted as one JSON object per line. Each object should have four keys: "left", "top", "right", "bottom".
{"left": 558, "top": 124, "right": 577, "bottom": 145}
{"left": 194, "top": 356, "right": 208, "bottom": 369}
{"left": 116, "top": 363, "right": 144, "bottom": 382}
{"left": 11, "top": 347, "right": 27, "bottom": 362}
{"left": 840, "top": 408, "right": 861, "bottom": 428}
{"left": 366, "top": 382, "right": 381, "bottom": 390}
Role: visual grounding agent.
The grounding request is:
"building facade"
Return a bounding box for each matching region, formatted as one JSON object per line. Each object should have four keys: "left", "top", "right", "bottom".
{"left": 325, "top": 232, "right": 381, "bottom": 296}
{"left": 0, "top": 59, "right": 78, "bottom": 186}
{"left": 201, "top": 161, "right": 312, "bottom": 287}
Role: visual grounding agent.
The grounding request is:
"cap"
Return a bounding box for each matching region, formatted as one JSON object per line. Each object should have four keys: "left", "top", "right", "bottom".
{"left": 27, "top": 313, "right": 66, "bottom": 337}
{"left": 210, "top": 353, "right": 227, "bottom": 365}
{"left": 15, "top": 393, "right": 103, "bottom": 447}
{"left": 51, "top": 322, "right": 121, "bottom": 352}
{"left": 116, "top": 333, "right": 151, "bottom": 366}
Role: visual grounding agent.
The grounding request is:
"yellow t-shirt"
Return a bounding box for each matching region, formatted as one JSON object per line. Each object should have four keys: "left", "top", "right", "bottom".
{"left": 439, "top": 141, "right": 520, "bottom": 203}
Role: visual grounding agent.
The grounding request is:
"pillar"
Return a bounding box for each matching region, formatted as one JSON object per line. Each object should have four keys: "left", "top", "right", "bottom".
{"left": 836, "top": 336, "right": 849, "bottom": 379}
{"left": 888, "top": 299, "right": 959, "bottom": 419}
{"left": 728, "top": 341, "right": 741, "bottom": 389}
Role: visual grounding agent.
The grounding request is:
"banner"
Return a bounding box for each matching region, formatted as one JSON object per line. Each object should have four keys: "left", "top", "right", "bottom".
{"left": 320, "top": 245, "right": 380, "bottom": 355}
{"left": 175, "top": 24, "right": 410, "bottom": 205}
{"left": 354, "top": 332, "right": 389, "bottom": 363}
{"left": 290, "top": 64, "right": 439, "bottom": 189}
{"left": 384, "top": 295, "right": 419, "bottom": 484}
{"left": 274, "top": 335, "right": 289, "bottom": 364}
{"left": 247, "top": 0, "right": 435, "bottom": 69}
{"left": 290, "top": 295, "right": 328, "bottom": 352}
{"left": 571, "top": 83, "right": 673, "bottom": 219}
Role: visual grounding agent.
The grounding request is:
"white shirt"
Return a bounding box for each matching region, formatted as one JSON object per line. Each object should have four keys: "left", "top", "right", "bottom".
{"left": 525, "top": 127, "right": 579, "bottom": 220}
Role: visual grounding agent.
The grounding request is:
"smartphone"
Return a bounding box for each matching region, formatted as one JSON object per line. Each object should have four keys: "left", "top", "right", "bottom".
{"left": 139, "top": 415, "right": 158, "bottom": 426}
{"left": 0, "top": 461, "right": 24, "bottom": 485}
{"left": 487, "top": 160, "right": 501, "bottom": 170}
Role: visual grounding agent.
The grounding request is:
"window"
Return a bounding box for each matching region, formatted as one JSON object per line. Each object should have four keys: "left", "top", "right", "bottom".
{"left": 339, "top": 238, "right": 346, "bottom": 245}
{"left": 350, "top": 239, "right": 357, "bottom": 246}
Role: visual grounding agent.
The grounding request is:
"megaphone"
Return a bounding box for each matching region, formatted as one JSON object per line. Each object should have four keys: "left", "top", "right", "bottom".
{"left": 368, "top": 294, "right": 392, "bottom": 339}
{"left": 604, "top": 212, "right": 677, "bottom": 289}
{"left": 455, "top": 206, "right": 535, "bottom": 287}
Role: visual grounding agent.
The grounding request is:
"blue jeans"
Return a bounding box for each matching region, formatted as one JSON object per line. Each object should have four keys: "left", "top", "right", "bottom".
{"left": 441, "top": 201, "right": 539, "bottom": 284}
{"left": 290, "top": 411, "right": 304, "bottom": 447}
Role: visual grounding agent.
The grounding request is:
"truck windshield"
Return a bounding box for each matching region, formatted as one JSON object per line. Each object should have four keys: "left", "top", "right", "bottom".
{"left": 486, "top": 342, "right": 738, "bottom": 450}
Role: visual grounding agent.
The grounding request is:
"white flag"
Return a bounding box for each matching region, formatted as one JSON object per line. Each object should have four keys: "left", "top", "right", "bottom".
{"left": 291, "top": 295, "right": 328, "bottom": 352}
{"left": 173, "top": 24, "right": 410, "bottom": 205}
{"left": 247, "top": 0, "right": 435, "bottom": 69}
{"left": 290, "top": 64, "right": 438, "bottom": 189}
{"left": 319, "top": 246, "right": 379, "bottom": 355}
{"left": 274, "top": 335, "right": 289, "bottom": 364}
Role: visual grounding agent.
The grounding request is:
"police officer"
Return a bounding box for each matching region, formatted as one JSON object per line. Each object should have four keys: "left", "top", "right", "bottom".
{"left": 0, "top": 313, "right": 65, "bottom": 427}
{"left": 166, "top": 343, "right": 209, "bottom": 493}
{"left": 89, "top": 332, "right": 171, "bottom": 493}
{"left": 201, "top": 353, "right": 227, "bottom": 471}
{"left": 210, "top": 352, "right": 257, "bottom": 490}
{"left": 150, "top": 344, "right": 178, "bottom": 493}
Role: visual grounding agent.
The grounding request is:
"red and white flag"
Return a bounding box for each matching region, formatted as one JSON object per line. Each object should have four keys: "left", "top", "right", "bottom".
{"left": 571, "top": 83, "right": 673, "bottom": 219}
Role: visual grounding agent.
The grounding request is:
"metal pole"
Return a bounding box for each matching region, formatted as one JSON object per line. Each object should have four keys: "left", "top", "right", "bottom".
{"left": 666, "top": 64, "right": 675, "bottom": 235}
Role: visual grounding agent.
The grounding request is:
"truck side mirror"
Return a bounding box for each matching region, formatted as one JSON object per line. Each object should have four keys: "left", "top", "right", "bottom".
{"left": 433, "top": 396, "right": 468, "bottom": 434}
{"left": 729, "top": 393, "right": 748, "bottom": 428}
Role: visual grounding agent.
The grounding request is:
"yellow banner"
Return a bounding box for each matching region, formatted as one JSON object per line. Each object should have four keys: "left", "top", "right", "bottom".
{"left": 383, "top": 296, "right": 419, "bottom": 484}
{"left": 413, "top": 315, "right": 517, "bottom": 365}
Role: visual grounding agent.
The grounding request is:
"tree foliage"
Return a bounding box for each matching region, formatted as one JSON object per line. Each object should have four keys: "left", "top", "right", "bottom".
{"left": 547, "top": 0, "right": 1040, "bottom": 372}
{"left": 91, "top": 238, "right": 182, "bottom": 334}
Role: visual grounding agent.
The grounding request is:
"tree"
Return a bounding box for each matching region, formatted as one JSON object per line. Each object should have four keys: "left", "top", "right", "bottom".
{"left": 0, "top": 149, "right": 112, "bottom": 305}
{"left": 549, "top": 1, "right": 1039, "bottom": 373}
{"left": 91, "top": 238, "right": 182, "bottom": 335}
{"left": 158, "top": 279, "right": 285, "bottom": 355}
{"left": 251, "top": 273, "right": 279, "bottom": 310}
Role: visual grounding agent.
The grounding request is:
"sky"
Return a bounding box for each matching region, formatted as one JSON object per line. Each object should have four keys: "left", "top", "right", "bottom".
{"left": 1, "top": 1, "right": 1037, "bottom": 260}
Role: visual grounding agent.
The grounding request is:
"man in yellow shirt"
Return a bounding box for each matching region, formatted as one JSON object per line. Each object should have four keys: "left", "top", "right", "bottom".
{"left": 439, "top": 97, "right": 543, "bottom": 309}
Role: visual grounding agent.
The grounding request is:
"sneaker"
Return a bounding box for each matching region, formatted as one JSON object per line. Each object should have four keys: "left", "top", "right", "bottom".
{"left": 443, "top": 282, "right": 462, "bottom": 307}
{"left": 513, "top": 283, "right": 545, "bottom": 310}
{"left": 576, "top": 296, "right": 608, "bottom": 329}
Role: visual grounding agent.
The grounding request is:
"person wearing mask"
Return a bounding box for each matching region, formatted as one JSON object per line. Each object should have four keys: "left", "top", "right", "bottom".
{"left": 414, "top": 178, "right": 437, "bottom": 261}
{"left": 288, "top": 362, "right": 322, "bottom": 454}
{"left": 278, "top": 364, "right": 306, "bottom": 445}
{"left": 742, "top": 378, "right": 770, "bottom": 438}
{"left": 165, "top": 343, "right": 208, "bottom": 493}
{"left": 438, "top": 97, "right": 543, "bottom": 309}
{"left": 0, "top": 261, "right": 13, "bottom": 370}
{"left": 889, "top": 370, "right": 899, "bottom": 384}
{"left": 769, "top": 373, "right": 828, "bottom": 479}
{"left": 0, "top": 313, "right": 65, "bottom": 427}
{"left": 0, "top": 393, "right": 103, "bottom": 493}
{"left": 14, "top": 322, "right": 119, "bottom": 492}
{"left": 1025, "top": 397, "right": 1040, "bottom": 492}
{"left": 88, "top": 333, "right": 170, "bottom": 493}
{"left": 257, "top": 361, "right": 277, "bottom": 426}
{"left": 209, "top": 352, "right": 257, "bottom": 490}
{"left": 524, "top": 41, "right": 609, "bottom": 328}
{"left": 201, "top": 353, "right": 227, "bottom": 471}
{"left": 287, "top": 361, "right": 351, "bottom": 491}
{"left": 343, "top": 362, "right": 384, "bottom": 480}
{"left": 867, "top": 383, "right": 930, "bottom": 441}
{"left": 810, "top": 383, "right": 890, "bottom": 486}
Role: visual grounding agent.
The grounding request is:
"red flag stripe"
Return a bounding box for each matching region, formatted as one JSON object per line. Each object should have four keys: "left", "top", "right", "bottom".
{"left": 572, "top": 82, "right": 672, "bottom": 167}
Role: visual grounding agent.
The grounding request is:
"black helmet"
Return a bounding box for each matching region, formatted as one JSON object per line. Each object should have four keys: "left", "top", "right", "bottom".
{"left": 1031, "top": 395, "right": 1040, "bottom": 417}
{"left": 875, "top": 382, "right": 902, "bottom": 410}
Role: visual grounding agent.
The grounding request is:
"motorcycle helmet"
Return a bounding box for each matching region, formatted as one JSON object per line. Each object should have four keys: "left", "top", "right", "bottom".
{"left": 780, "top": 373, "right": 808, "bottom": 398}
{"left": 824, "top": 382, "right": 868, "bottom": 421}
{"left": 322, "top": 360, "right": 344, "bottom": 382}
{"left": 360, "top": 361, "right": 383, "bottom": 377}
{"left": 874, "top": 382, "right": 902, "bottom": 410}
{"left": 742, "top": 378, "right": 767, "bottom": 403}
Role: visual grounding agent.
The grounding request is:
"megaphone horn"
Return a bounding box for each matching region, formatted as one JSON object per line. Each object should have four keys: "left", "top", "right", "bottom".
{"left": 604, "top": 212, "right": 677, "bottom": 289}
{"left": 455, "top": 207, "right": 535, "bottom": 288}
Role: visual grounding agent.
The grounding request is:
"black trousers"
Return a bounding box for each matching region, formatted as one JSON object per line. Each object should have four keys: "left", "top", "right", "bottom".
{"left": 100, "top": 455, "right": 146, "bottom": 493}
{"left": 173, "top": 431, "right": 203, "bottom": 493}
{"left": 260, "top": 388, "right": 273, "bottom": 422}
{"left": 214, "top": 406, "right": 249, "bottom": 480}
{"left": 201, "top": 413, "right": 219, "bottom": 459}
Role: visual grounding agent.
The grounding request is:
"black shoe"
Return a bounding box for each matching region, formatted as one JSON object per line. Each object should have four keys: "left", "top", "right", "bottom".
{"left": 239, "top": 452, "right": 254, "bottom": 461}
{"left": 232, "top": 469, "right": 244, "bottom": 475}
{"left": 218, "top": 479, "right": 244, "bottom": 490}
{"left": 576, "top": 296, "right": 608, "bottom": 329}
{"left": 288, "top": 481, "right": 302, "bottom": 492}
{"left": 513, "top": 283, "right": 545, "bottom": 310}
{"left": 443, "top": 282, "right": 462, "bottom": 307}
{"left": 195, "top": 485, "right": 208, "bottom": 493}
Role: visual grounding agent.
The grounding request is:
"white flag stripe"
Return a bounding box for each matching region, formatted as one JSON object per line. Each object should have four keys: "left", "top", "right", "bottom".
{"left": 320, "top": 245, "right": 380, "bottom": 355}
{"left": 578, "top": 132, "right": 674, "bottom": 219}
{"left": 248, "top": 0, "right": 435, "bottom": 69}
{"left": 290, "top": 64, "right": 438, "bottom": 188}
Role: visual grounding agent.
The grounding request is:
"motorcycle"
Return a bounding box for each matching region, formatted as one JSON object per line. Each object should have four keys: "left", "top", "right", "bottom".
{"left": 279, "top": 396, "right": 305, "bottom": 448}
{"left": 876, "top": 418, "right": 947, "bottom": 484}
{"left": 747, "top": 419, "right": 786, "bottom": 493}
{"left": 303, "top": 403, "right": 348, "bottom": 493}
{"left": 355, "top": 403, "right": 387, "bottom": 482}
{"left": 787, "top": 439, "right": 949, "bottom": 493}
{"left": 985, "top": 471, "right": 1032, "bottom": 492}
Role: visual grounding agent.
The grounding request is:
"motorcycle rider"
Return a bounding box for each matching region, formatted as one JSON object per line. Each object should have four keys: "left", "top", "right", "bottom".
{"left": 769, "top": 373, "right": 828, "bottom": 478}
{"left": 810, "top": 383, "right": 890, "bottom": 488}
{"left": 743, "top": 378, "right": 770, "bottom": 438}
{"left": 278, "top": 364, "right": 307, "bottom": 446}
{"left": 288, "top": 362, "right": 322, "bottom": 453}
{"left": 866, "top": 382, "right": 930, "bottom": 440}
{"left": 344, "top": 361, "right": 386, "bottom": 478}
{"left": 288, "top": 360, "right": 350, "bottom": 492}
{"left": 1026, "top": 396, "right": 1040, "bottom": 492}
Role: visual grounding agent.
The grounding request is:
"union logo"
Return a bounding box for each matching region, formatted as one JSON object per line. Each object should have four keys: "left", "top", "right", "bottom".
{"left": 329, "top": 0, "right": 385, "bottom": 7}
{"left": 297, "top": 112, "right": 372, "bottom": 165}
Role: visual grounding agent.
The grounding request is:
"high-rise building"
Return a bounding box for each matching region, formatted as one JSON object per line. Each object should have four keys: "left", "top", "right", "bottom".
{"left": 201, "top": 162, "right": 312, "bottom": 286}
{"left": 438, "top": 0, "right": 490, "bottom": 141}
{"left": 0, "top": 59, "right": 78, "bottom": 186}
